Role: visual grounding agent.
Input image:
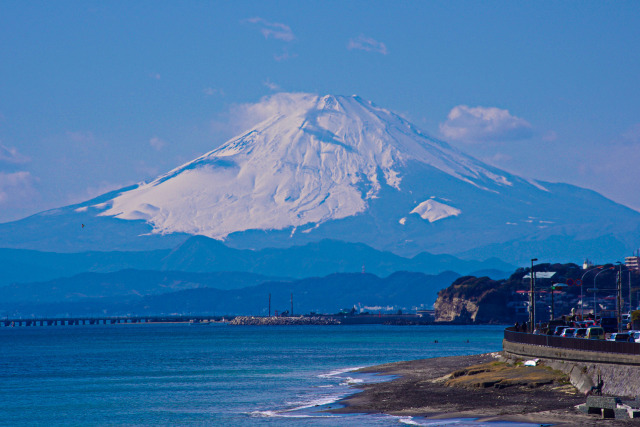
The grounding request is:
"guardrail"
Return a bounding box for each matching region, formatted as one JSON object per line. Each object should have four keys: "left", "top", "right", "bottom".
{"left": 504, "top": 327, "right": 640, "bottom": 355}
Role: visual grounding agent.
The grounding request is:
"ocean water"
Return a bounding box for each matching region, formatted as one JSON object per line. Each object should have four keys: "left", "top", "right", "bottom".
{"left": 0, "top": 324, "right": 537, "bottom": 426}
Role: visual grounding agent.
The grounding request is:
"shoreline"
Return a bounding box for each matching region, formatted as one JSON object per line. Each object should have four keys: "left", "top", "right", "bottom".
{"left": 329, "top": 352, "right": 625, "bottom": 426}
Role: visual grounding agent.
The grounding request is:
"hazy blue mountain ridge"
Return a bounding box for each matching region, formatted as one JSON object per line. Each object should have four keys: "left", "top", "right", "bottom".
{"left": 1, "top": 271, "right": 459, "bottom": 317}
{"left": 0, "top": 236, "right": 514, "bottom": 288}
{"left": 0, "top": 270, "right": 282, "bottom": 305}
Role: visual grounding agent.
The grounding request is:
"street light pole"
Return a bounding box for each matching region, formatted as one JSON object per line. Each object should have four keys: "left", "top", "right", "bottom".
{"left": 550, "top": 283, "right": 555, "bottom": 321}
{"left": 580, "top": 266, "right": 602, "bottom": 319}
{"left": 530, "top": 258, "right": 538, "bottom": 333}
{"left": 629, "top": 270, "right": 633, "bottom": 312}
{"left": 618, "top": 266, "right": 622, "bottom": 332}
{"left": 592, "top": 268, "right": 613, "bottom": 320}
{"left": 615, "top": 262, "right": 630, "bottom": 332}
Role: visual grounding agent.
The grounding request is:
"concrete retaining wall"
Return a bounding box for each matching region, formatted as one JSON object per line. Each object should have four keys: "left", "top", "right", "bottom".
{"left": 503, "top": 340, "right": 640, "bottom": 396}
{"left": 503, "top": 339, "right": 640, "bottom": 365}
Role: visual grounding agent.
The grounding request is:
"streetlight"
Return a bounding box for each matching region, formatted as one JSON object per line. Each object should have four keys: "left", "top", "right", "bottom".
{"left": 580, "top": 266, "right": 603, "bottom": 319}
{"left": 615, "top": 262, "right": 631, "bottom": 332}
{"left": 530, "top": 258, "right": 538, "bottom": 333}
{"left": 628, "top": 269, "right": 633, "bottom": 312}
{"left": 615, "top": 262, "right": 632, "bottom": 311}
{"left": 592, "top": 267, "right": 614, "bottom": 319}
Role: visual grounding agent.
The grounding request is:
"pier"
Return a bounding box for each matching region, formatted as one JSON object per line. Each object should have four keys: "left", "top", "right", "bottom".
{"left": 0, "top": 315, "right": 229, "bottom": 327}
{"left": 0, "top": 313, "right": 431, "bottom": 327}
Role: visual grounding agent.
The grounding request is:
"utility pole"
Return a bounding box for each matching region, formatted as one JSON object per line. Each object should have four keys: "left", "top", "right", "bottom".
{"left": 530, "top": 258, "right": 538, "bottom": 333}
{"left": 550, "top": 283, "right": 555, "bottom": 321}
{"left": 629, "top": 270, "right": 633, "bottom": 313}
{"left": 617, "top": 263, "right": 623, "bottom": 333}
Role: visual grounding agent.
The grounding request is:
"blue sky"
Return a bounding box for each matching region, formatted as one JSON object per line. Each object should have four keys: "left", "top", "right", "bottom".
{"left": 1, "top": 1, "right": 639, "bottom": 223}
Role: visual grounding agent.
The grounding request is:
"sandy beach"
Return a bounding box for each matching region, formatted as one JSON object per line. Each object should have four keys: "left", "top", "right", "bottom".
{"left": 330, "top": 352, "right": 635, "bottom": 425}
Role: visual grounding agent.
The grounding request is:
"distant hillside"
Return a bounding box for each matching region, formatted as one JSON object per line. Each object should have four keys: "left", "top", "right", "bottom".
{"left": 0, "top": 236, "right": 513, "bottom": 287}
{"left": 0, "top": 270, "right": 281, "bottom": 305}
{"left": 0, "top": 270, "right": 459, "bottom": 317}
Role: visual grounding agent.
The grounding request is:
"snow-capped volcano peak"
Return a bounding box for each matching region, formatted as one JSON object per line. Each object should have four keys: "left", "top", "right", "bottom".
{"left": 99, "top": 93, "right": 516, "bottom": 238}
{"left": 3, "top": 92, "right": 639, "bottom": 263}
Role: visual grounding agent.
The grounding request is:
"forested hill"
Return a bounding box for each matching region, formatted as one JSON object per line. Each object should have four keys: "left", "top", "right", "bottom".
{"left": 434, "top": 263, "right": 632, "bottom": 323}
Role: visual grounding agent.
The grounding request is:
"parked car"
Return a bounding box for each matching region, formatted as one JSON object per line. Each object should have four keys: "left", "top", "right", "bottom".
{"left": 629, "top": 331, "right": 640, "bottom": 343}
{"left": 560, "top": 328, "right": 576, "bottom": 338}
{"left": 554, "top": 326, "right": 569, "bottom": 336}
{"left": 608, "top": 332, "right": 634, "bottom": 342}
{"left": 585, "top": 327, "right": 605, "bottom": 340}
{"left": 574, "top": 320, "right": 595, "bottom": 328}
{"left": 573, "top": 328, "right": 588, "bottom": 338}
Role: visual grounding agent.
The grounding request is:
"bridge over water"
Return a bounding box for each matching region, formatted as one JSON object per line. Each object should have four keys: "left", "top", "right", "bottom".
{"left": 1, "top": 315, "right": 230, "bottom": 327}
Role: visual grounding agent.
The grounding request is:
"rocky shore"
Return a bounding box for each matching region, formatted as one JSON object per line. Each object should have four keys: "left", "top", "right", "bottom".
{"left": 330, "top": 353, "right": 635, "bottom": 425}
{"left": 228, "top": 316, "right": 340, "bottom": 326}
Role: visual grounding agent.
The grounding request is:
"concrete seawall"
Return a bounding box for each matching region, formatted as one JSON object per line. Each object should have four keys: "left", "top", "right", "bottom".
{"left": 503, "top": 340, "right": 640, "bottom": 396}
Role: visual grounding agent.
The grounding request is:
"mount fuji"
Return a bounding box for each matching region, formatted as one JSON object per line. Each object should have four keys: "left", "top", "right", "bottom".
{"left": 2, "top": 93, "right": 639, "bottom": 264}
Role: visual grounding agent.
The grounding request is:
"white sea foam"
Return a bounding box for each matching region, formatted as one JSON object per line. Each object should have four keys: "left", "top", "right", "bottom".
{"left": 339, "top": 376, "right": 364, "bottom": 385}
{"left": 284, "top": 394, "right": 345, "bottom": 410}
{"left": 249, "top": 410, "right": 337, "bottom": 418}
{"left": 251, "top": 365, "right": 396, "bottom": 422}
{"left": 249, "top": 393, "right": 346, "bottom": 419}
{"left": 397, "top": 416, "right": 497, "bottom": 425}
{"left": 251, "top": 366, "right": 375, "bottom": 420}
{"left": 317, "top": 366, "right": 366, "bottom": 378}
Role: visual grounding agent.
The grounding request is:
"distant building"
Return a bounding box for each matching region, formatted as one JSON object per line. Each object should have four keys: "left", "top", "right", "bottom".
{"left": 583, "top": 258, "right": 595, "bottom": 270}
{"left": 522, "top": 272, "right": 557, "bottom": 282}
{"left": 626, "top": 256, "right": 640, "bottom": 271}
{"left": 416, "top": 310, "right": 435, "bottom": 320}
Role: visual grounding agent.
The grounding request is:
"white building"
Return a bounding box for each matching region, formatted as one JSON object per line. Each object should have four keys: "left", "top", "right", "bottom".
{"left": 625, "top": 256, "right": 640, "bottom": 271}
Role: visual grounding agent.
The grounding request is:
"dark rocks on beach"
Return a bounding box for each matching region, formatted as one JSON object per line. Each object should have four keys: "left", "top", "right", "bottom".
{"left": 445, "top": 362, "right": 561, "bottom": 389}
{"left": 329, "top": 353, "right": 631, "bottom": 426}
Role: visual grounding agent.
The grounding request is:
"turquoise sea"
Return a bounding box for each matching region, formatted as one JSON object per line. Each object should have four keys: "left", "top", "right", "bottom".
{"left": 0, "top": 324, "right": 538, "bottom": 426}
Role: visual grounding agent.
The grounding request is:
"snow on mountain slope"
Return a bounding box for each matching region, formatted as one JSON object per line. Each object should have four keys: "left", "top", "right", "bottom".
{"left": 99, "top": 93, "right": 519, "bottom": 239}
{"left": 410, "top": 199, "right": 462, "bottom": 223}
{"left": 3, "top": 92, "right": 639, "bottom": 263}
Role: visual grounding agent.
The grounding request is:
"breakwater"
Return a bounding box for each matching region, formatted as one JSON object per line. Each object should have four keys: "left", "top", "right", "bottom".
{"left": 227, "top": 313, "right": 431, "bottom": 325}
{"left": 228, "top": 316, "right": 340, "bottom": 325}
